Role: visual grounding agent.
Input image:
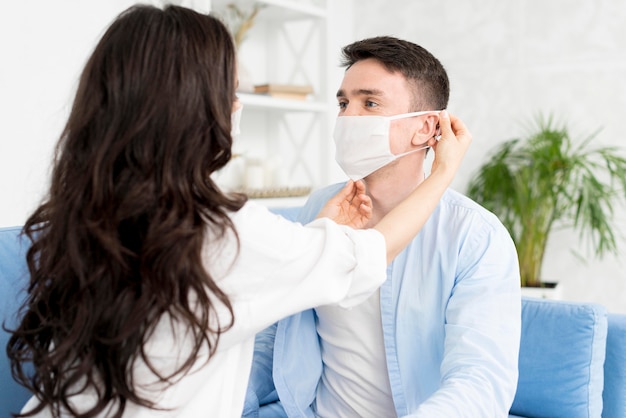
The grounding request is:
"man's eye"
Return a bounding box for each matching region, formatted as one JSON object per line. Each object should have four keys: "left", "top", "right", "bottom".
{"left": 337, "top": 102, "right": 347, "bottom": 109}
{"left": 365, "top": 100, "right": 378, "bottom": 108}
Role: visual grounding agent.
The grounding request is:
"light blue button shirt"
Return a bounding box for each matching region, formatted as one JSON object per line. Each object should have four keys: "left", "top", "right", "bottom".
{"left": 244, "top": 184, "right": 522, "bottom": 418}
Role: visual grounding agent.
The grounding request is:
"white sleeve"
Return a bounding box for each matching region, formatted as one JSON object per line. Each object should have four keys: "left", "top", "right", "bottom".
{"left": 208, "top": 202, "right": 387, "bottom": 344}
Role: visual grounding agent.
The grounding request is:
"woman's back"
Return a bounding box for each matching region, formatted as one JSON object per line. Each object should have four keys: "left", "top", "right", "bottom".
{"left": 18, "top": 201, "right": 388, "bottom": 416}
{"left": 8, "top": 5, "right": 248, "bottom": 416}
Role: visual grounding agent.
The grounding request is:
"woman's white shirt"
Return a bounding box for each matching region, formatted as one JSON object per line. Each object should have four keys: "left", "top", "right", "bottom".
{"left": 21, "top": 201, "right": 387, "bottom": 417}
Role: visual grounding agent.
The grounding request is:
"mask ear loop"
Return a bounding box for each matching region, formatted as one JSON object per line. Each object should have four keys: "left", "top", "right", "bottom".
{"left": 388, "top": 110, "right": 441, "bottom": 121}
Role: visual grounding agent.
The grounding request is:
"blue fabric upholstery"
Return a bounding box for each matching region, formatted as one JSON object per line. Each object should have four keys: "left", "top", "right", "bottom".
{"left": 603, "top": 313, "right": 626, "bottom": 418}
{"left": 0, "top": 226, "right": 33, "bottom": 417}
{"left": 510, "top": 298, "right": 608, "bottom": 418}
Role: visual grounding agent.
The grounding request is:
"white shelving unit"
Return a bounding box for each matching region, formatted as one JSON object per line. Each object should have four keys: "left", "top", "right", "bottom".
{"left": 210, "top": 0, "right": 333, "bottom": 208}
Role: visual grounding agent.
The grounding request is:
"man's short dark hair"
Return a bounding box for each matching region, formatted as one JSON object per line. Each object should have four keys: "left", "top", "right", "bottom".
{"left": 341, "top": 36, "right": 450, "bottom": 111}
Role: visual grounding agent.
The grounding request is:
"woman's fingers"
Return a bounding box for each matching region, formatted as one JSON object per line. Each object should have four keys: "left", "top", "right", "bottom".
{"left": 431, "top": 110, "right": 472, "bottom": 174}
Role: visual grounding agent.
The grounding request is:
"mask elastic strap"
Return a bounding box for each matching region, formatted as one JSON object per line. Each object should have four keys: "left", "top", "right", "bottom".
{"left": 394, "top": 145, "right": 431, "bottom": 159}
{"left": 388, "top": 110, "right": 441, "bottom": 121}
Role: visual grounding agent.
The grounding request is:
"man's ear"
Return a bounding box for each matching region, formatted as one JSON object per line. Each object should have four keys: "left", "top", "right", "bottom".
{"left": 410, "top": 115, "right": 439, "bottom": 145}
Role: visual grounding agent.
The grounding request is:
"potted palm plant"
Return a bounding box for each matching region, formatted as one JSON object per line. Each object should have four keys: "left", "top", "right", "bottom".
{"left": 467, "top": 114, "right": 626, "bottom": 289}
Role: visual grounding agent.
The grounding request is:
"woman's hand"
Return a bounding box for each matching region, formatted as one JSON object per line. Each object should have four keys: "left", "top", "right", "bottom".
{"left": 317, "top": 180, "right": 372, "bottom": 229}
{"left": 430, "top": 110, "right": 472, "bottom": 177}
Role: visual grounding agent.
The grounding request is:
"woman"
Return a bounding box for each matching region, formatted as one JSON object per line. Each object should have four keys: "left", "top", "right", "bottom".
{"left": 7, "top": 4, "right": 471, "bottom": 417}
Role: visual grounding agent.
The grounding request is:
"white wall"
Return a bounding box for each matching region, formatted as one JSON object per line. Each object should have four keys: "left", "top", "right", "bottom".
{"left": 352, "top": 0, "right": 626, "bottom": 313}
{"left": 2, "top": 0, "right": 625, "bottom": 312}
{"left": 0, "top": 0, "right": 210, "bottom": 228}
{"left": 0, "top": 1, "right": 141, "bottom": 228}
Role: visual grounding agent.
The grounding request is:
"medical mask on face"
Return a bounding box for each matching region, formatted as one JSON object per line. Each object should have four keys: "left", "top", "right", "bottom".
{"left": 334, "top": 110, "right": 440, "bottom": 180}
{"left": 231, "top": 104, "right": 243, "bottom": 137}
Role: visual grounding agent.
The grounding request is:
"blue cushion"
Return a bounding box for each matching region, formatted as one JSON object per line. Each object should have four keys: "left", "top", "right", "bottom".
{"left": 602, "top": 313, "right": 626, "bottom": 418}
{"left": 0, "top": 226, "right": 33, "bottom": 416}
{"left": 510, "top": 297, "right": 608, "bottom": 418}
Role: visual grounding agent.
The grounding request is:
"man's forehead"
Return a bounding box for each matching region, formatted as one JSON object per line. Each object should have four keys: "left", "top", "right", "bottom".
{"left": 340, "top": 66, "right": 411, "bottom": 95}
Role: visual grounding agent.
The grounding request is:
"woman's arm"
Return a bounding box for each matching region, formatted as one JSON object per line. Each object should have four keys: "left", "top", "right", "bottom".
{"left": 375, "top": 111, "right": 471, "bottom": 263}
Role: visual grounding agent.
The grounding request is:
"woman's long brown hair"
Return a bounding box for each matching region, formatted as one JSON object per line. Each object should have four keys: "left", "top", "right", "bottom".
{"left": 6, "top": 5, "right": 246, "bottom": 417}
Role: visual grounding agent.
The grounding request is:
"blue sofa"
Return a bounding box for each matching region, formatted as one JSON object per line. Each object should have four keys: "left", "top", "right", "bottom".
{"left": 2, "top": 221, "right": 625, "bottom": 417}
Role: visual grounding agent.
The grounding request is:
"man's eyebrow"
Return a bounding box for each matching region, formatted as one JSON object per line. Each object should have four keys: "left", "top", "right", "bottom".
{"left": 336, "top": 88, "right": 385, "bottom": 98}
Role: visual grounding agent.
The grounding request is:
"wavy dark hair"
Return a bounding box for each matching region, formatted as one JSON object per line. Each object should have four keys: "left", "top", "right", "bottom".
{"left": 340, "top": 36, "right": 450, "bottom": 111}
{"left": 6, "top": 4, "right": 246, "bottom": 417}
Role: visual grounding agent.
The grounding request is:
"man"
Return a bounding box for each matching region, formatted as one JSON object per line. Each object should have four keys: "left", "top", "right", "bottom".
{"left": 244, "top": 36, "right": 521, "bottom": 418}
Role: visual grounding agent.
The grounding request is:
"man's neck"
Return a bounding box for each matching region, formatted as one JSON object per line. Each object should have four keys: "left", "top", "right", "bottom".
{"left": 365, "top": 170, "right": 424, "bottom": 227}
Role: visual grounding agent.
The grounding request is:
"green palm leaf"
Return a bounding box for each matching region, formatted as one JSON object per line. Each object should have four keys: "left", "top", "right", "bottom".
{"left": 467, "top": 114, "right": 626, "bottom": 287}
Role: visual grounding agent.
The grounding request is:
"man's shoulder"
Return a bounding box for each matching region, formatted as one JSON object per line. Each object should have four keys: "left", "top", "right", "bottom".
{"left": 416, "top": 189, "right": 511, "bottom": 248}
{"left": 439, "top": 188, "right": 502, "bottom": 226}
{"left": 433, "top": 190, "right": 518, "bottom": 273}
{"left": 441, "top": 188, "right": 484, "bottom": 209}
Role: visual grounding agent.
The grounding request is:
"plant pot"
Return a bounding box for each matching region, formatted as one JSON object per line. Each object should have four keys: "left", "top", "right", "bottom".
{"left": 521, "top": 282, "right": 561, "bottom": 300}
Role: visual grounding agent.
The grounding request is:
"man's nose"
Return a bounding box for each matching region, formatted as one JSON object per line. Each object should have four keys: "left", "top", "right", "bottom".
{"left": 342, "top": 103, "right": 360, "bottom": 116}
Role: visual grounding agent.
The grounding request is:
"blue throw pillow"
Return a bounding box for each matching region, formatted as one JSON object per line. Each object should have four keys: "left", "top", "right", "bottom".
{"left": 603, "top": 313, "right": 626, "bottom": 418}
{"left": 0, "top": 226, "right": 34, "bottom": 417}
{"left": 510, "top": 297, "right": 608, "bottom": 418}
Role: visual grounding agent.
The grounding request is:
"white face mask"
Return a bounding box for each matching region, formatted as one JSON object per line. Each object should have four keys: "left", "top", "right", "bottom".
{"left": 231, "top": 104, "right": 243, "bottom": 137}
{"left": 334, "top": 110, "right": 440, "bottom": 180}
